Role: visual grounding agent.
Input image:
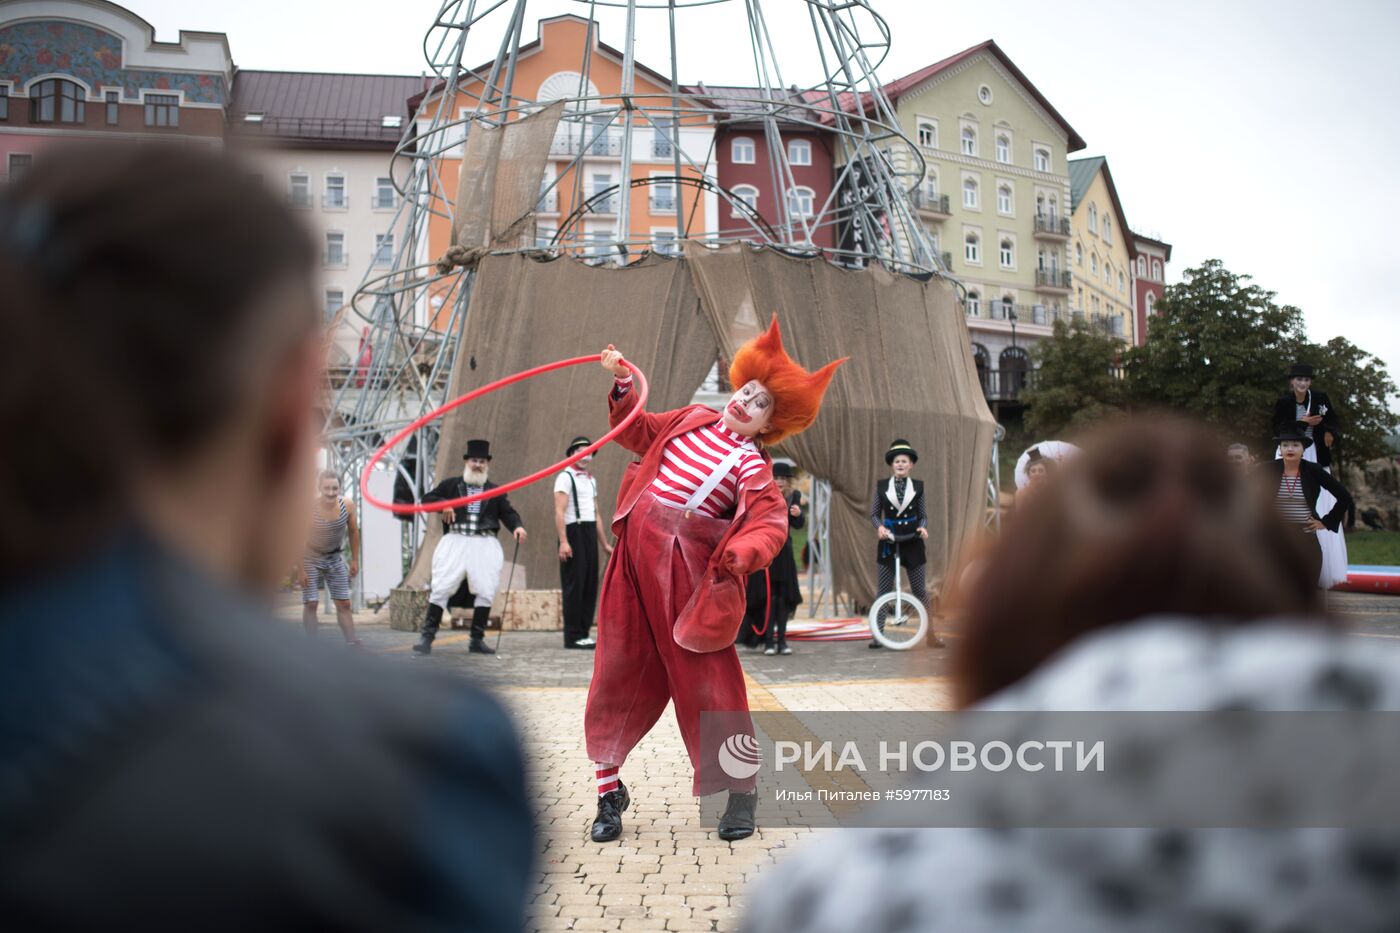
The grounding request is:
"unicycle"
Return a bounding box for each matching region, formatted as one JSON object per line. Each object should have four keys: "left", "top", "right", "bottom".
{"left": 868, "top": 532, "right": 931, "bottom": 650}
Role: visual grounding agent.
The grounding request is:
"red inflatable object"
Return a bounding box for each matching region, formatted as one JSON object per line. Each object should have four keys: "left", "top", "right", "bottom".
{"left": 361, "top": 354, "right": 648, "bottom": 515}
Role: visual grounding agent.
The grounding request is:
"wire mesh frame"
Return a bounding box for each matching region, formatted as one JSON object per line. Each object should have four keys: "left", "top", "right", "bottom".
{"left": 322, "top": 0, "right": 959, "bottom": 592}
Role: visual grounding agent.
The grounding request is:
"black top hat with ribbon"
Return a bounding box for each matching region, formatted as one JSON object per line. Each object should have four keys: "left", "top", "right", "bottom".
{"left": 772, "top": 461, "right": 796, "bottom": 479}
{"left": 463, "top": 438, "right": 492, "bottom": 461}
{"left": 885, "top": 439, "right": 919, "bottom": 465}
{"left": 566, "top": 436, "right": 592, "bottom": 455}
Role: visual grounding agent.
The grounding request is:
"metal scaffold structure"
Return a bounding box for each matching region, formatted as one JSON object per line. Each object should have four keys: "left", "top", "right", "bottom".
{"left": 323, "top": 0, "right": 959, "bottom": 605}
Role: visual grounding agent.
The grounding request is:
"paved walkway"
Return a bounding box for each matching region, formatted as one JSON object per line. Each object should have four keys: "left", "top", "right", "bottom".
{"left": 280, "top": 590, "right": 1400, "bottom": 931}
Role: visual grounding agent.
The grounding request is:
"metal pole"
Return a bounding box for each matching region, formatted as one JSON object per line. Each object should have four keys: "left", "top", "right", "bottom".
{"left": 613, "top": 0, "right": 639, "bottom": 263}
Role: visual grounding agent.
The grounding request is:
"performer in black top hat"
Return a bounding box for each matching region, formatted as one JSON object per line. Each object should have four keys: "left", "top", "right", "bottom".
{"left": 737, "top": 461, "right": 805, "bottom": 655}
{"left": 1262, "top": 427, "right": 1353, "bottom": 587}
{"left": 870, "top": 440, "right": 942, "bottom": 648}
{"left": 554, "top": 436, "right": 613, "bottom": 649}
{"left": 1272, "top": 363, "right": 1341, "bottom": 470}
{"left": 413, "top": 439, "right": 526, "bottom": 656}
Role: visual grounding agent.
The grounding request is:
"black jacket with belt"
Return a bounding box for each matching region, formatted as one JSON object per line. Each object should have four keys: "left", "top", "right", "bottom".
{"left": 423, "top": 478, "right": 523, "bottom": 535}
{"left": 872, "top": 477, "right": 927, "bottom": 569}
{"left": 1272, "top": 390, "right": 1341, "bottom": 469}
{"left": 1260, "top": 459, "right": 1353, "bottom": 532}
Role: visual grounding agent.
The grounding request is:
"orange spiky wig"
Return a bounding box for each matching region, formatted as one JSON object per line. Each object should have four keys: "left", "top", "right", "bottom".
{"left": 727, "top": 314, "right": 846, "bottom": 446}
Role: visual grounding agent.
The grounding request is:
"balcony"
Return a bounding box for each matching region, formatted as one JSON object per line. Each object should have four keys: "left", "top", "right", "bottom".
{"left": 322, "top": 192, "right": 348, "bottom": 210}
{"left": 912, "top": 189, "right": 951, "bottom": 219}
{"left": 649, "top": 194, "right": 677, "bottom": 214}
{"left": 652, "top": 139, "right": 675, "bottom": 159}
{"left": 288, "top": 190, "right": 312, "bottom": 209}
{"left": 323, "top": 251, "right": 348, "bottom": 268}
{"left": 1035, "top": 268, "right": 1072, "bottom": 291}
{"left": 1033, "top": 213, "right": 1071, "bottom": 239}
{"left": 987, "top": 301, "right": 1031, "bottom": 322}
{"left": 979, "top": 367, "right": 1038, "bottom": 402}
{"left": 537, "top": 190, "right": 559, "bottom": 213}
{"left": 372, "top": 194, "right": 396, "bottom": 210}
{"left": 585, "top": 192, "right": 618, "bottom": 214}
{"left": 551, "top": 131, "right": 621, "bottom": 157}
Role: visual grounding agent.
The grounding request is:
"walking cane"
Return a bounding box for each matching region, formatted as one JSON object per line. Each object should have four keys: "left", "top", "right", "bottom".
{"left": 495, "top": 535, "right": 522, "bottom": 656}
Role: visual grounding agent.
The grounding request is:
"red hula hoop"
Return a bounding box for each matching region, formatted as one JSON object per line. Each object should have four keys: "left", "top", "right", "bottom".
{"left": 360, "top": 354, "right": 648, "bottom": 515}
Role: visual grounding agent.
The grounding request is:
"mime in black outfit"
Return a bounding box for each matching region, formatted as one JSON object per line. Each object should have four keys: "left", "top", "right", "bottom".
{"left": 736, "top": 461, "right": 805, "bottom": 654}
{"left": 871, "top": 439, "right": 943, "bottom": 648}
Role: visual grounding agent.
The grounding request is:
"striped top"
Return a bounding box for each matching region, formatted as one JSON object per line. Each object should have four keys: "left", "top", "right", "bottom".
{"left": 308, "top": 498, "right": 349, "bottom": 554}
{"left": 1276, "top": 474, "right": 1312, "bottom": 526}
{"left": 615, "top": 374, "right": 765, "bottom": 518}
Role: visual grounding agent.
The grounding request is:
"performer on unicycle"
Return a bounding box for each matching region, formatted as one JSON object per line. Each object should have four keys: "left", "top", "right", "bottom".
{"left": 585, "top": 316, "right": 843, "bottom": 843}
{"left": 870, "top": 439, "right": 942, "bottom": 649}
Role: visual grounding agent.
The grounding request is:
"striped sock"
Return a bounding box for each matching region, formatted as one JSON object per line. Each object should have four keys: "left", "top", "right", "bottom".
{"left": 595, "top": 763, "right": 620, "bottom": 797}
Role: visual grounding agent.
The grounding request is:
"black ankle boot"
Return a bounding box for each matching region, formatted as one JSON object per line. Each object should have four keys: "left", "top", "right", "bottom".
{"left": 468, "top": 605, "right": 495, "bottom": 655}
{"left": 591, "top": 780, "right": 630, "bottom": 843}
{"left": 413, "top": 603, "right": 444, "bottom": 656}
{"left": 717, "top": 790, "right": 758, "bottom": 841}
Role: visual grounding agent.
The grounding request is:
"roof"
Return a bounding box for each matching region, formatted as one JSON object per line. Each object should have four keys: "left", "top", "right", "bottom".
{"left": 878, "top": 40, "right": 1086, "bottom": 152}
{"left": 1068, "top": 156, "right": 1133, "bottom": 253}
{"left": 682, "top": 83, "right": 829, "bottom": 129}
{"left": 1130, "top": 231, "right": 1173, "bottom": 261}
{"left": 229, "top": 70, "right": 424, "bottom": 146}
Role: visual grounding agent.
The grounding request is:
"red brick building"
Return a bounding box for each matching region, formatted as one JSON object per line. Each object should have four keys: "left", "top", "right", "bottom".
{"left": 1130, "top": 232, "right": 1172, "bottom": 345}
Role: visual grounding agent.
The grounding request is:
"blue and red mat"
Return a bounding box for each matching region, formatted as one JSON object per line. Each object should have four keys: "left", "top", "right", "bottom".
{"left": 1336, "top": 566, "right": 1400, "bottom": 594}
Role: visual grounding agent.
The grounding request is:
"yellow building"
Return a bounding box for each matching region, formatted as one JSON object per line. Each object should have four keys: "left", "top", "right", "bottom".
{"left": 1068, "top": 157, "right": 1134, "bottom": 343}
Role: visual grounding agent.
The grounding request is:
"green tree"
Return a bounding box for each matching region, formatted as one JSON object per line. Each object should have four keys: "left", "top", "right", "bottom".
{"left": 1022, "top": 318, "right": 1127, "bottom": 437}
{"left": 1298, "top": 336, "right": 1398, "bottom": 465}
{"left": 1126, "top": 259, "right": 1308, "bottom": 448}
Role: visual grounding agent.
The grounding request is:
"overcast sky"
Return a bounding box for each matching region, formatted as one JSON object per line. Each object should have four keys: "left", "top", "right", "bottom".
{"left": 130, "top": 0, "right": 1400, "bottom": 382}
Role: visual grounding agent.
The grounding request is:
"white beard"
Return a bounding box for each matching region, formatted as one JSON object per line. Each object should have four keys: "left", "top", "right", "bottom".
{"left": 462, "top": 466, "right": 489, "bottom": 485}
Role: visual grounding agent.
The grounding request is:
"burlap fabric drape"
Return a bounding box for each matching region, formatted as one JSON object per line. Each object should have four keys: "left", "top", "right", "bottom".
{"left": 404, "top": 252, "right": 718, "bottom": 591}
{"left": 685, "top": 243, "right": 994, "bottom": 609}
{"left": 453, "top": 100, "right": 566, "bottom": 249}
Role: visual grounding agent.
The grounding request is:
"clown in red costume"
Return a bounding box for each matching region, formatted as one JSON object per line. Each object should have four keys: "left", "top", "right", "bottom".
{"left": 586, "top": 316, "right": 844, "bottom": 843}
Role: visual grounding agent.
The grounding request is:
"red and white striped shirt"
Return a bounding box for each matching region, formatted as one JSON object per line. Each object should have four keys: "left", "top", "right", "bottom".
{"left": 615, "top": 375, "right": 765, "bottom": 518}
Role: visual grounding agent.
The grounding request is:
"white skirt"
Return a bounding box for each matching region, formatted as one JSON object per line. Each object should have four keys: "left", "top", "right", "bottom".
{"left": 1276, "top": 443, "right": 1349, "bottom": 589}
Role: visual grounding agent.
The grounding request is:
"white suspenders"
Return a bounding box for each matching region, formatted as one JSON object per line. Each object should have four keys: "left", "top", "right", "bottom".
{"left": 682, "top": 447, "right": 747, "bottom": 516}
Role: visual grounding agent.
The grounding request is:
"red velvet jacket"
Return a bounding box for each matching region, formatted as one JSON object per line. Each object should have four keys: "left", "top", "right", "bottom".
{"left": 607, "top": 386, "right": 789, "bottom": 652}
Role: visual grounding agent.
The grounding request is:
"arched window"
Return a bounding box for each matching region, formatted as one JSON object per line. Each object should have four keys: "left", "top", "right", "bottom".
{"left": 923, "top": 169, "right": 938, "bottom": 197}
{"left": 1049, "top": 195, "right": 1058, "bottom": 215}
{"left": 1091, "top": 253, "right": 1099, "bottom": 274}
{"left": 1034, "top": 148, "right": 1050, "bottom": 172}
{"left": 1037, "top": 247, "right": 1047, "bottom": 271}
{"left": 730, "top": 184, "right": 759, "bottom": 217}
{"left": 1036, "top": 194, "right": 1045, "bottom": 216}
{"left": 1087, "top": 204, "right": 1098, "bottom": 233}
{"left": 1137, "top": 256, "right": 1146, "bottom": 277}
{"left": 961, "top": 126, "right": 977, "bottom": 156}
{"left": 995, "top": 135, "right": 1010, "bottom": 163}
{"left": 1103, "top": 218, "right": 1112, "bottom": 243}
{"left": 1000, "top": 346, "right": 1031, "bottom": 395}
{"left": 1075, "top": 242, "right": 1083, "bottom": 266}
{"left": 964, "top": 232, "right": 981, "bottom": 264}
{"left": 971, "top": 343, "right": 990, "bottom": 392}
{"left": 1153, "top": 259, "right": 1162, "bottom": 279}
{"left": 787, "top": 185, "right": 815, "bottom": 217}
{"left": 731, "top": 136, "right": 756, "bottom": 164}
{"left": 917, "top": 122, "right": 936, "bottom": 148}
{"left": 786, "top": 138, "right": 811, "bottom": 166}
{"left": 997, "top": 184, "right": 1012, "bottom": 214}
{"left": 966, "top": 290, "right": 981, "bottom": 316}
{"left": 30, "top": 78, "right": 86, "bottom": 123}
{"left": 999, "top": 295, "right": 1017, "bottom": 319}
{"left": 1105, "top": 261, "right": 1113, "bottom": 283}
{"left": 962, "top": 177, "right": 979, "bottom": 209}
{"left": 999, "top": 238, "right": 1014, "bottom": 268}
{"left": 1118, "top": 271, "right": 1125, "bottom": 292}
{"left": 1145, "top": 292, "right": 1156, "bottom": 316}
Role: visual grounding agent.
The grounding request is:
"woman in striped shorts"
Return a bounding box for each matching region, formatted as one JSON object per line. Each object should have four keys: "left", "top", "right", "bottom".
{"left": 299, "top": 470, "right": 362, "bottom": 646}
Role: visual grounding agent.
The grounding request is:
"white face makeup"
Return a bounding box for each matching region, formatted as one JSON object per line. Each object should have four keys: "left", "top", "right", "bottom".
{"left": 1291, "top": 376, "right": 1312, "bottom": 394}
{"left": 890, "top": 454, "right": 913, "bottom": 477}
{"left": 1280, "top": 441, "right": 1304, "bottom": 459}
{"left": 722, "top": 379, "right": 774, "bottom": 437}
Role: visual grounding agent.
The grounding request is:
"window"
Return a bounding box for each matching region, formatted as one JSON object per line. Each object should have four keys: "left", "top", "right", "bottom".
{"left": 1034, "top": 148, "right": 1050, "bottom": 172}
{"left": 730, "top": 184, "right": 758, "bottom": 216}
{"left": 651, "top": 230, "right": 680, "bottom": 256}
{"left": 374, "top": 177, "right": 395, "bottom": 209}
{"left": 961, "top": 126, "right": 977, "bottom": 156}
{"left": 8, "top": 153, "right": 33, "bottom": 182}
{"left": 1092, "top": 295, "right": 1100, "bottom": 313}
{"left": 650, "top": 175, "right": 676, "bottom": 213}
{"left": 995, "top": 135, "right": 1010, "bottom": 163}
{"left": 1145, "top": 292, "right": 1156, "bottom": 316}
{"left": 1090, "top": 253, "right": 1099, "bottom": 275}
{"left": 999, "top": 296, "right": 1016, "bottom": 319}
{"left": 978, "top": 85, "right": 994, "bottom": 105}
{"left": 243, "top": 112, "right": 265, "bottom": 124}
{"left": 923, "top": 170, "right": 938, "bottom": 197}
{"left": 324, "top": 232, "right": 345, "bottom": 266}
{"left": 999, "top": 238, "right": 1014, "bottom": 268}
{"left": 917, "top": 122, "right": 936, "bottom": 148}
{"left": 1137, "top": 256, "right": 1146, "bottom": 277}
{"left": 652, "top": 119, "right": 675, "bottom": 158}
{"left": 1118, "top": 271, "right": 1126, "bottom": 292}
{"left": 104, "top": 90, "right": 119, "bottom": 125}
{"left": 1075, "top": 242, "right": 1083, "bottom": 265}
{"left": 1037, "top": 248, "right": 1047, "bottom": 271}
{"left": 1104, "top": 261, "right": 1112, "bottom": 283}
{"left": 966, "top": 290, "right": 981, "bottom": 316}
{"left": 0, "top": 86, "right": 8, "bottom": 121}
{"left": 731, "top": 136, "right": 756, "bottom": 164}
{"left": 381, "top": 114, "right": 403, "bottom": 129}
{"left": 589, "top": 172, "right": 615, "bottom": 212}
{"left": 144, "top": 93, "right": 178, "bottom": 128}
{"left": 288, "top": 174, "right": 310, "bottom": 208}
{"left": 325, "top": 288, "right": 344, "bottom": 320}
{"left": 1153, "top": 259, "right": 1162, "bottom": 279}
{"left": 1036, "top": 194, "right": 1045, "bottom": 216}
{"left": 787, "top": 185, "right": 815, "bottom": 218}
{"left": 962, "top": 177, "right": 979, "bottom": 209}
{"left": 324, "top": 174, "right": 347, "bottom": 209}
{"left": 1103, "top": 218, "right": 1112, "bottom": 243}
{"left": 1087, "top": 204, "right": 1098, "bottom": 234}
{"left": 535, "top": 225, "right": 556, "bottom": 248}
{"left": 964, "top": 232, "right": 981, "bottom": 264}
{"left": 31, "top": 79, "right": 85, "bottom": 123}
{"left": 374, "top": 233, "right": 394, "bottom": 266}
{"left": 787, "top": 138, "right": 812, "bottom": 165}
{"left": 997, "top": 184, "right": 1012, "bottom": 214}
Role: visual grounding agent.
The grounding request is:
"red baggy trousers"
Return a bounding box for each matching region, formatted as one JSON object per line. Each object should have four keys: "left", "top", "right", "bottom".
{"left": 585, "top": 490, "right": 755, "bottom": 795}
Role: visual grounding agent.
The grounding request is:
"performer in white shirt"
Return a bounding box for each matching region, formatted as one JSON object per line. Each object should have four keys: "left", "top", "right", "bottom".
{"left": 554, "top": 436, "right": 613, "bottom": 650}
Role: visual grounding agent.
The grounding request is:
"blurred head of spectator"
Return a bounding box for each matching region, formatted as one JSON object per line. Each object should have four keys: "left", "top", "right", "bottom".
{"left": 955, "top": 416, "right": 1326, "bottom": 708}
{"left": 0, "top": 142, "right": 321, "bottom": 592}
{"left": 1226, "top": 441, "right": 1254, "bottom": 470}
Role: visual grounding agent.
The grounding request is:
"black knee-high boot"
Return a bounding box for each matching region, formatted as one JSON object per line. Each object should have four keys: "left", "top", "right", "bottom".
{"left": 413, "top": 603, "right": 444, "bottom": 655}
{"left": 468, "top": 604, "right": 495, "bottom": 654}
